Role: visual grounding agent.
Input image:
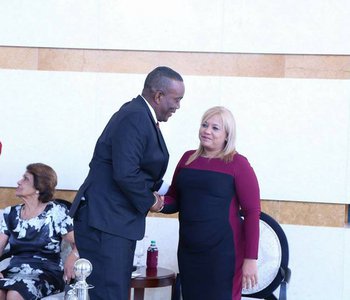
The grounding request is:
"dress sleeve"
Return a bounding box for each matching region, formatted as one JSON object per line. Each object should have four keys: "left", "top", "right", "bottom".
{"left": 234, "top": 155, "right": 261, "bottom": 259}
{"left": 53, "top": 203, "right": 74, "bottom": 236}
{"left": 0, "top": 206, "right": 11, "bottom": 236}
{"left": 162, "top": 152, "right": 190, "bottom": 214}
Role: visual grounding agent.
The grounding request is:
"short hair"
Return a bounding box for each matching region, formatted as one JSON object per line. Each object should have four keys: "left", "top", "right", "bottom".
{"left": 26, "top": 163, "right": 57, "bottom": 203}
{"left": 186, "top": 106, "right": 237, "bottom": 165}
{"left": 143, "top": 66, "right": 183, "bottom": 94}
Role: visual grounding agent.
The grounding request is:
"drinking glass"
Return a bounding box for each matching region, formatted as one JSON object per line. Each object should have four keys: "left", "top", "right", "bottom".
{"left": 134, "top": 239, "right": 145, "bottom": 269}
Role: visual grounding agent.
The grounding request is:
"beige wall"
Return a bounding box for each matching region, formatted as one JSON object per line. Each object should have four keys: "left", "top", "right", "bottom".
{"left": 0, "top": 187, "right": 347, "bottom": 227}
{"left": 1, "top": 46, "right": 349, "bottom": 227}
{"left": 1, "top": 47, "right": 350, "bottom": 79}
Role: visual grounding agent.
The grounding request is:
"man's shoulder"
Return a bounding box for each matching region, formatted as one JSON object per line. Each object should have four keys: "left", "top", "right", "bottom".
{"left": 106, "top": 99, "right": 152, "bottom": 132}
{"left": 122, "top": 95, "right": 145, "bottom": 108}
{"left": 117, "top": 96, "right": 149, "bottom": 115}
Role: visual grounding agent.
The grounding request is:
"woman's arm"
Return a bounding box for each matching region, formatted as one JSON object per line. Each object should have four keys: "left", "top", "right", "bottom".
{"left": 0, "top": 233, "right": 8, "bottom": 257}
{"left": 161, "top": 152, "right": 191, "bottom": 214}
{"left": 234, "top": 155, "right": 261, "bottom": 289}
{"left": 0, "top": 233, "right": 9, "bottom": 279}
{"left": 62, "top": 231, "right": 79, "bottom": 283}
{"left": 234, "top": 155, "right": 261, "bottom": 258}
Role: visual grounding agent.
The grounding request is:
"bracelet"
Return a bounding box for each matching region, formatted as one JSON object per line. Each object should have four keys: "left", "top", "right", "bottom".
{"left": 152, "top": 194, "right": 159, "bottom": 207}
{"left": 72, "top": 251, "right": 80, "bottom": 258}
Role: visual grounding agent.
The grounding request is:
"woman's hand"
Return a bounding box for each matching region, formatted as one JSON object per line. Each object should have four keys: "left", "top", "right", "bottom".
{"left": 62, "top": 231, "right": 79, "bottom": 284}
{"left": 0, "top": 272, "right": 4, "bottom": 279}
{"left": 64, "top": 250, "right": 79, "bottom": 283}
{"left": 242, "top": 258, "right": 258, "bottom": 289}
{"left": 150, "top": 193, "right": 164, "bottom": 212}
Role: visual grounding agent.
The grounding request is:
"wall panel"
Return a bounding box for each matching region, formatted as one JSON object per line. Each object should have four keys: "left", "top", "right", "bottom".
{"left": 0, "top": 0, "right": 349, "bottom": 54}
{"left": 1, "top": 4, "right": 350, "bottom": 299}
{"left": 1, "top": 69, "right": 349, "bottom": 204}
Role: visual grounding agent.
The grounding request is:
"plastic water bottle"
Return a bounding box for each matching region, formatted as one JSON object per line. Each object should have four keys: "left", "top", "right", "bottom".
{"left": 146, "top": 240, "right": 158, "bottom": 269}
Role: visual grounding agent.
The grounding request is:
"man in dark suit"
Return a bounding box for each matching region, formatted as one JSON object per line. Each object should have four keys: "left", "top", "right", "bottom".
{"left": 69, "top": 66, "right": 185, "bottom": 300}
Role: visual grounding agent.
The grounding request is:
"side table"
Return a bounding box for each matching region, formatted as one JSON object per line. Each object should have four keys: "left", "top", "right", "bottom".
{"left": 130, "top": 267, "right": 176, "bottom": 300}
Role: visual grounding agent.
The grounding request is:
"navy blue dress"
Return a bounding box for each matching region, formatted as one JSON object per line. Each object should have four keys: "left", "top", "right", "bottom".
{"left": 0, "top": 202, "right": 73, "bottom": 300}
{"left": 163, "top": 151, "right": 261, "bottom": 300}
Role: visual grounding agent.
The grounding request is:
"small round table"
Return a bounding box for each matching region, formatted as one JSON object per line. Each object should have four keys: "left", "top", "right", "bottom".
{"left": 130, "top": 267, "right": 176, "bottom": 300}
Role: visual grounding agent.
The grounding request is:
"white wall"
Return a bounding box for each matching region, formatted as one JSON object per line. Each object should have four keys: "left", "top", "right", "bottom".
{"left": 0, "top": 0, "right": 349, "bottom": 54}
{"left": 1, "top": 1, "right": 349, "bottom": 299}
{"left": 1, "top": 1, "right": 350, "bottom": 204}
{"left": 1, "top": 70, "right": 350, "bottom": 204}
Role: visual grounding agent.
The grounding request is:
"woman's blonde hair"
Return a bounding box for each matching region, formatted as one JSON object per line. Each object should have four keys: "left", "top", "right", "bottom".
{"left": 186, "top": 106, "right": 236, "bottom": 165}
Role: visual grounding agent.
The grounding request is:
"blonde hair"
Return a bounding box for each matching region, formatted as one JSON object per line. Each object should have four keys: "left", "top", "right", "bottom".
{"left": 186, "top": 106, "right": 236, "bottom": 165}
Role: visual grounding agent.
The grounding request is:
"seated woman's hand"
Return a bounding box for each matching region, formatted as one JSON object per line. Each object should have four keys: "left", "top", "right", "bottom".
{"left": 63, "top": 250, "right": 79, "bottom": 284}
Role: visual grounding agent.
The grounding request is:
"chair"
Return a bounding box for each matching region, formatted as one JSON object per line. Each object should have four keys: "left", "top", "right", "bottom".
{"left": 54, "top": 198, "right": 72, "bottom": 209}
{"left": 241, "top": 211, "right": 291, "bottom": 300}
{"left": 172, "top": 211, "right": 291, "bottom": 300}
{"left": 0, "top": 198, "right": 73, "bottom": 300}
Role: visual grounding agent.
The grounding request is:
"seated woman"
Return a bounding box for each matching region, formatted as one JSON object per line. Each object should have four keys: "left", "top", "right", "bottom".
{"left": 0, "top": 163, "right": 79, "bottom": 300}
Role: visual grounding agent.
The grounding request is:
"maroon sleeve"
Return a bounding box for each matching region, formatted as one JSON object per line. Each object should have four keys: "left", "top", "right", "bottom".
{"left": 162, "top": 151, "right": 193, "bottom": 214}
{"left": 234, "top": 155, "right": 261, "bottom": 259}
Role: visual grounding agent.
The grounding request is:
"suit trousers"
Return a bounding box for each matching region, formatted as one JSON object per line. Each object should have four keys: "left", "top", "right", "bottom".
{"left": 74, "top": 203, "right": 136, "bottom": 300}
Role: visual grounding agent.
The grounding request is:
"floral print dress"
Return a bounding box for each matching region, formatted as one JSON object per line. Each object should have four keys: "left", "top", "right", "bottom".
{"left": 0, "top": 201, "right": 73, "bottom": 299}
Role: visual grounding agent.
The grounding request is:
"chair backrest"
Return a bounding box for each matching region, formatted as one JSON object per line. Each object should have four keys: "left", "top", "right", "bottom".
{"left": 53, "top": 198, "right": 72, "bottom": 210}
{"left": 241, "top": 211, "right": 290, "bottom": 299}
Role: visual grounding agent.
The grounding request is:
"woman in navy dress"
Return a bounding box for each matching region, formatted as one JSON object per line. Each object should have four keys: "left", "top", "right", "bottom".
{"left": 161, "top": 106, "right": 261, "bottom": 300}
{"left": 0, "top": 163, "right": 79, "bottom": 300}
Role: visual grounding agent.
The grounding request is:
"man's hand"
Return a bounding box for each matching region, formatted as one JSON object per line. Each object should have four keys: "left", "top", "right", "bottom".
{"left": 150, "top": 193, "right": 164, "bottom": 212}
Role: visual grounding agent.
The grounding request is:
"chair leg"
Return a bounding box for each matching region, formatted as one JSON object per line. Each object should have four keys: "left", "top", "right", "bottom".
{"left": 279, "top": 281, "right": 287, "bottom": 300}
{"left": 279, "top": 266, "right": 291, "bottom": 300}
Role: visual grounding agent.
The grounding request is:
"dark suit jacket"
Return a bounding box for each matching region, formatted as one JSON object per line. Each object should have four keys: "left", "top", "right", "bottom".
{"left": 70, "top": 96, "right": 169, "bottom": 240}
